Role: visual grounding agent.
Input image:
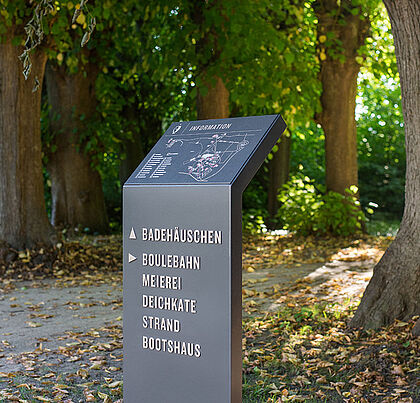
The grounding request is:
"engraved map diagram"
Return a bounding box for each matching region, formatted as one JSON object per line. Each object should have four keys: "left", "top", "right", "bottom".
{"left": 128, "top": 115, "right": 284, "bottom": 185}
{"left": 165, "top": 132, "right": 252, "bottom": 182}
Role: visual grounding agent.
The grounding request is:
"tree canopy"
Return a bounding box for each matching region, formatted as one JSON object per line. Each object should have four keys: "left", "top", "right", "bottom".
{"left": 0, "top": 0, "right": 416, "bottom": 328}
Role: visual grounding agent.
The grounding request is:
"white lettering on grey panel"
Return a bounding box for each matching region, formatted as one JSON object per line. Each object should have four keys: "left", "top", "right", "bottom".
{"left": 142, "top": 336, "right": 201, "bottom": 358}
{"left": 142, "top": 227, "right": 222, "bottom": 244}
{"left": 142, "top": 253, "right": 200, "bottom": 270}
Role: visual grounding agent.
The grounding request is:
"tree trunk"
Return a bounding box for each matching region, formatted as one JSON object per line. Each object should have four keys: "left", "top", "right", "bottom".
{"left": 197, "top": 76, "right": 229, "bottom": 120}
{"left": 119, "top": 134, "right": 145, "bottom": 185}
{"left": 320, "top": 59, "right": 359, "bottom": 195}
{"left": 350, "top": 0, "right": 420, "bottom": 334}
{"left": 191, "top": 0, "right": 229, "bottom": 121}
{"left": 45, "top": 63, "right": 108, "bottom": 233}
{"left": 267, "top": 134, "right": 291, "bottom": 227}
{"left": 0, "top": 39, "right": 54, "bottom": 249}
{"left": 314, "top": 2, "right": 370, "bottom": 195}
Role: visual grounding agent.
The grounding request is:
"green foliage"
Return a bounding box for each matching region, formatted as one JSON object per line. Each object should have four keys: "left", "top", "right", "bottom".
{"left": 242, "top": 211, "right": 267, "bottom": 235}
{"left": 366, "top": 212, "right": 400, "bottom": 236}
{"left": 91, "top": 0, "right": 323, "bottom": 230}
{"left": 277, "top": 174, "right": 365, "bottom": 236}
{"left": 361, "top": 3, "right": 398, "bottom": 79}
{"left": 313, "top": 0, "right": 382, "bottom": 64}
{"left": 147, "top": 0, "right": 320, "bottom": 128}
{"left": 3, "top": 0, "right": 404, "bottom": 236}
{"left": 228, "top": 1, "right": 321, "bottom": 129}
{"left": 242, "top": 121, "right": 326, "bottom": 233}
{"left": 91, "top": 2, "right": 195, "bottom": 222}
{"left": 0, "top": 1, "right": 33, "bottom": 36}
{"left": 356, "top": 74, "right": 405, "bottom": 216}
{"left": 290, "top": 121, "right": 325, "bottom": 185}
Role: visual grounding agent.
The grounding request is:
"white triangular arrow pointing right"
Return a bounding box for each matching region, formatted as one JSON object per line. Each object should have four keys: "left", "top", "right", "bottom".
{"left": 128, "top": 253, "right": 137, "bottom": 263}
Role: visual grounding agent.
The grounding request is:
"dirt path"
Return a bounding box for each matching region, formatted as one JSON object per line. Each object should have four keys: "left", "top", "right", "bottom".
{"left": 0, "top": 281, "right": 123, "bottom": 373}
{"left": 0, "top": 258, "right": 375, "bottom": 374}
{"left": 243, "top": 259, "right": 374, "bottom": 315}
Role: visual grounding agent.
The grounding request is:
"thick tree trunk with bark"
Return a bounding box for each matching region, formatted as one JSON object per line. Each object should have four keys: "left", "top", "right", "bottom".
{"left": 45, "top": 63, "right": 108, "bottom": 233}
{"left": 314, "top": 1, "right": 370, "bottom": 194}
{"left": 197, "top": 76, "right": 229, "bottom": 120}
{"left": 191, "top": 0, "right": 229, "bottom": 121}
{"left": 320, "top": 59, "right": 359, "bottom": 195}
{"left": 350, "top": 0, "right": 420, "bottom": 334}
{"left": 267, "top": 134, "right": 291, "bottom": 227}
{"left": 0, "top": 39, "right": 54, "bottom": 249}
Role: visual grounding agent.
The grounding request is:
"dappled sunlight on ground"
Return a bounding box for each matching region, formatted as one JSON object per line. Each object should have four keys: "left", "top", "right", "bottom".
{"left": 2, "top": 233, "right": 418, "bottom": 402}
{"left": 242, "top": 233, "right": 392, "bottom": 271}
{"left": 241, "top": 234, "right": 419, "bottom": 402}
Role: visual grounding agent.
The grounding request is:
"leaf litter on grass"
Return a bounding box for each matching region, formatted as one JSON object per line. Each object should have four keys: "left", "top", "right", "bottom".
{"left": 1, "top": 233, "right": 418, "bottom": 402}
{"left": 241, "top": 234, "right": 418, "bottom": 402}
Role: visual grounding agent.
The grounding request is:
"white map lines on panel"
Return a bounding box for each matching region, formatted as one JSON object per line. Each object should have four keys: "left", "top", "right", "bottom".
{"left": 165, "top": 132, "right": 253, "bottom": 182}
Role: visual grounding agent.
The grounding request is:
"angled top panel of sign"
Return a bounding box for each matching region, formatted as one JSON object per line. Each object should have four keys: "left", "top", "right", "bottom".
{"left": 125, "top": 114, "right": 286, "bottom": 186}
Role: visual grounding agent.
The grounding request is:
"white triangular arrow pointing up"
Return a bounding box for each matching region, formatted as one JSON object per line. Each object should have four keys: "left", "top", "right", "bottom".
{"left": 128, "top": 253, "right": 137, "bottom": 263}
{"left": 129, "top": 227, "right": 136, "bottom": 240}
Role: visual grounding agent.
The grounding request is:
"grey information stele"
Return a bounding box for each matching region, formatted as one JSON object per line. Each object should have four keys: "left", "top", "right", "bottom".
{"left": 123, "top": 114, "right": 286, "bottom": 403}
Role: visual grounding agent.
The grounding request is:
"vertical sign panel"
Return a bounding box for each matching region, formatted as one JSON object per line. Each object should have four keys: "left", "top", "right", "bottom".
{"left": 123, "top": 114, "right": 286, "bottom": 403}
{"left": 124, "top": 186, "right": 235, "bottom": 402}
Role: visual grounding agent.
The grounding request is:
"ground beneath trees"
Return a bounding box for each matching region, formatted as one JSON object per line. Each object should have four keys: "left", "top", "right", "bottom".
{"left": 0, "top": 234, "right": 418, "bottom": 402}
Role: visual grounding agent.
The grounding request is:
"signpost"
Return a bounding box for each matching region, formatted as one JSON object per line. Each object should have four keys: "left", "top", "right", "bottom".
{"left": 123, "top": 115, "right": 286, "bottom": 403}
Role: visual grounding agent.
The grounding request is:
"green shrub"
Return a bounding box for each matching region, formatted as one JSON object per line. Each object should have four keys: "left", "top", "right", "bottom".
{"left": 277, "top": 175, "right": 365, "bottom": 236}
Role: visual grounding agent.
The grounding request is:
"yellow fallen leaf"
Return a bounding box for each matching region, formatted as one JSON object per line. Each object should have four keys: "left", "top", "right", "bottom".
{"left": 16, "top": 383, "right": 30, "bottom": 389}
{"left": 349, "top": 353, "right": 361, "bottom": 363}
{"left": 0, "top": 372, "right": 15, "bottom": 378}
{"left": 97, "top": 391, "right": 109, "bottom": 399}
{"left": 36, "top": 397, "right": 53, "bottom": 402}
{"left": 26, "top": 321, "right": 42, "bottom": 328}
{"left": 316, "top": 376, "right": 327, "bottom": 384}
{"left": 77, "top": 368, "right": 89, "bottom": 379}
{"left": 84, "top": 390, "right": 96, "bottom": 401}
{"left": 107, "top": 380, "right": 123, "bottom": 388}
{"left": 90, "top": 362, "right": 103, "bottom": 370}
{"left": 391, "top": 365, "right": 405, "bottom": 376}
